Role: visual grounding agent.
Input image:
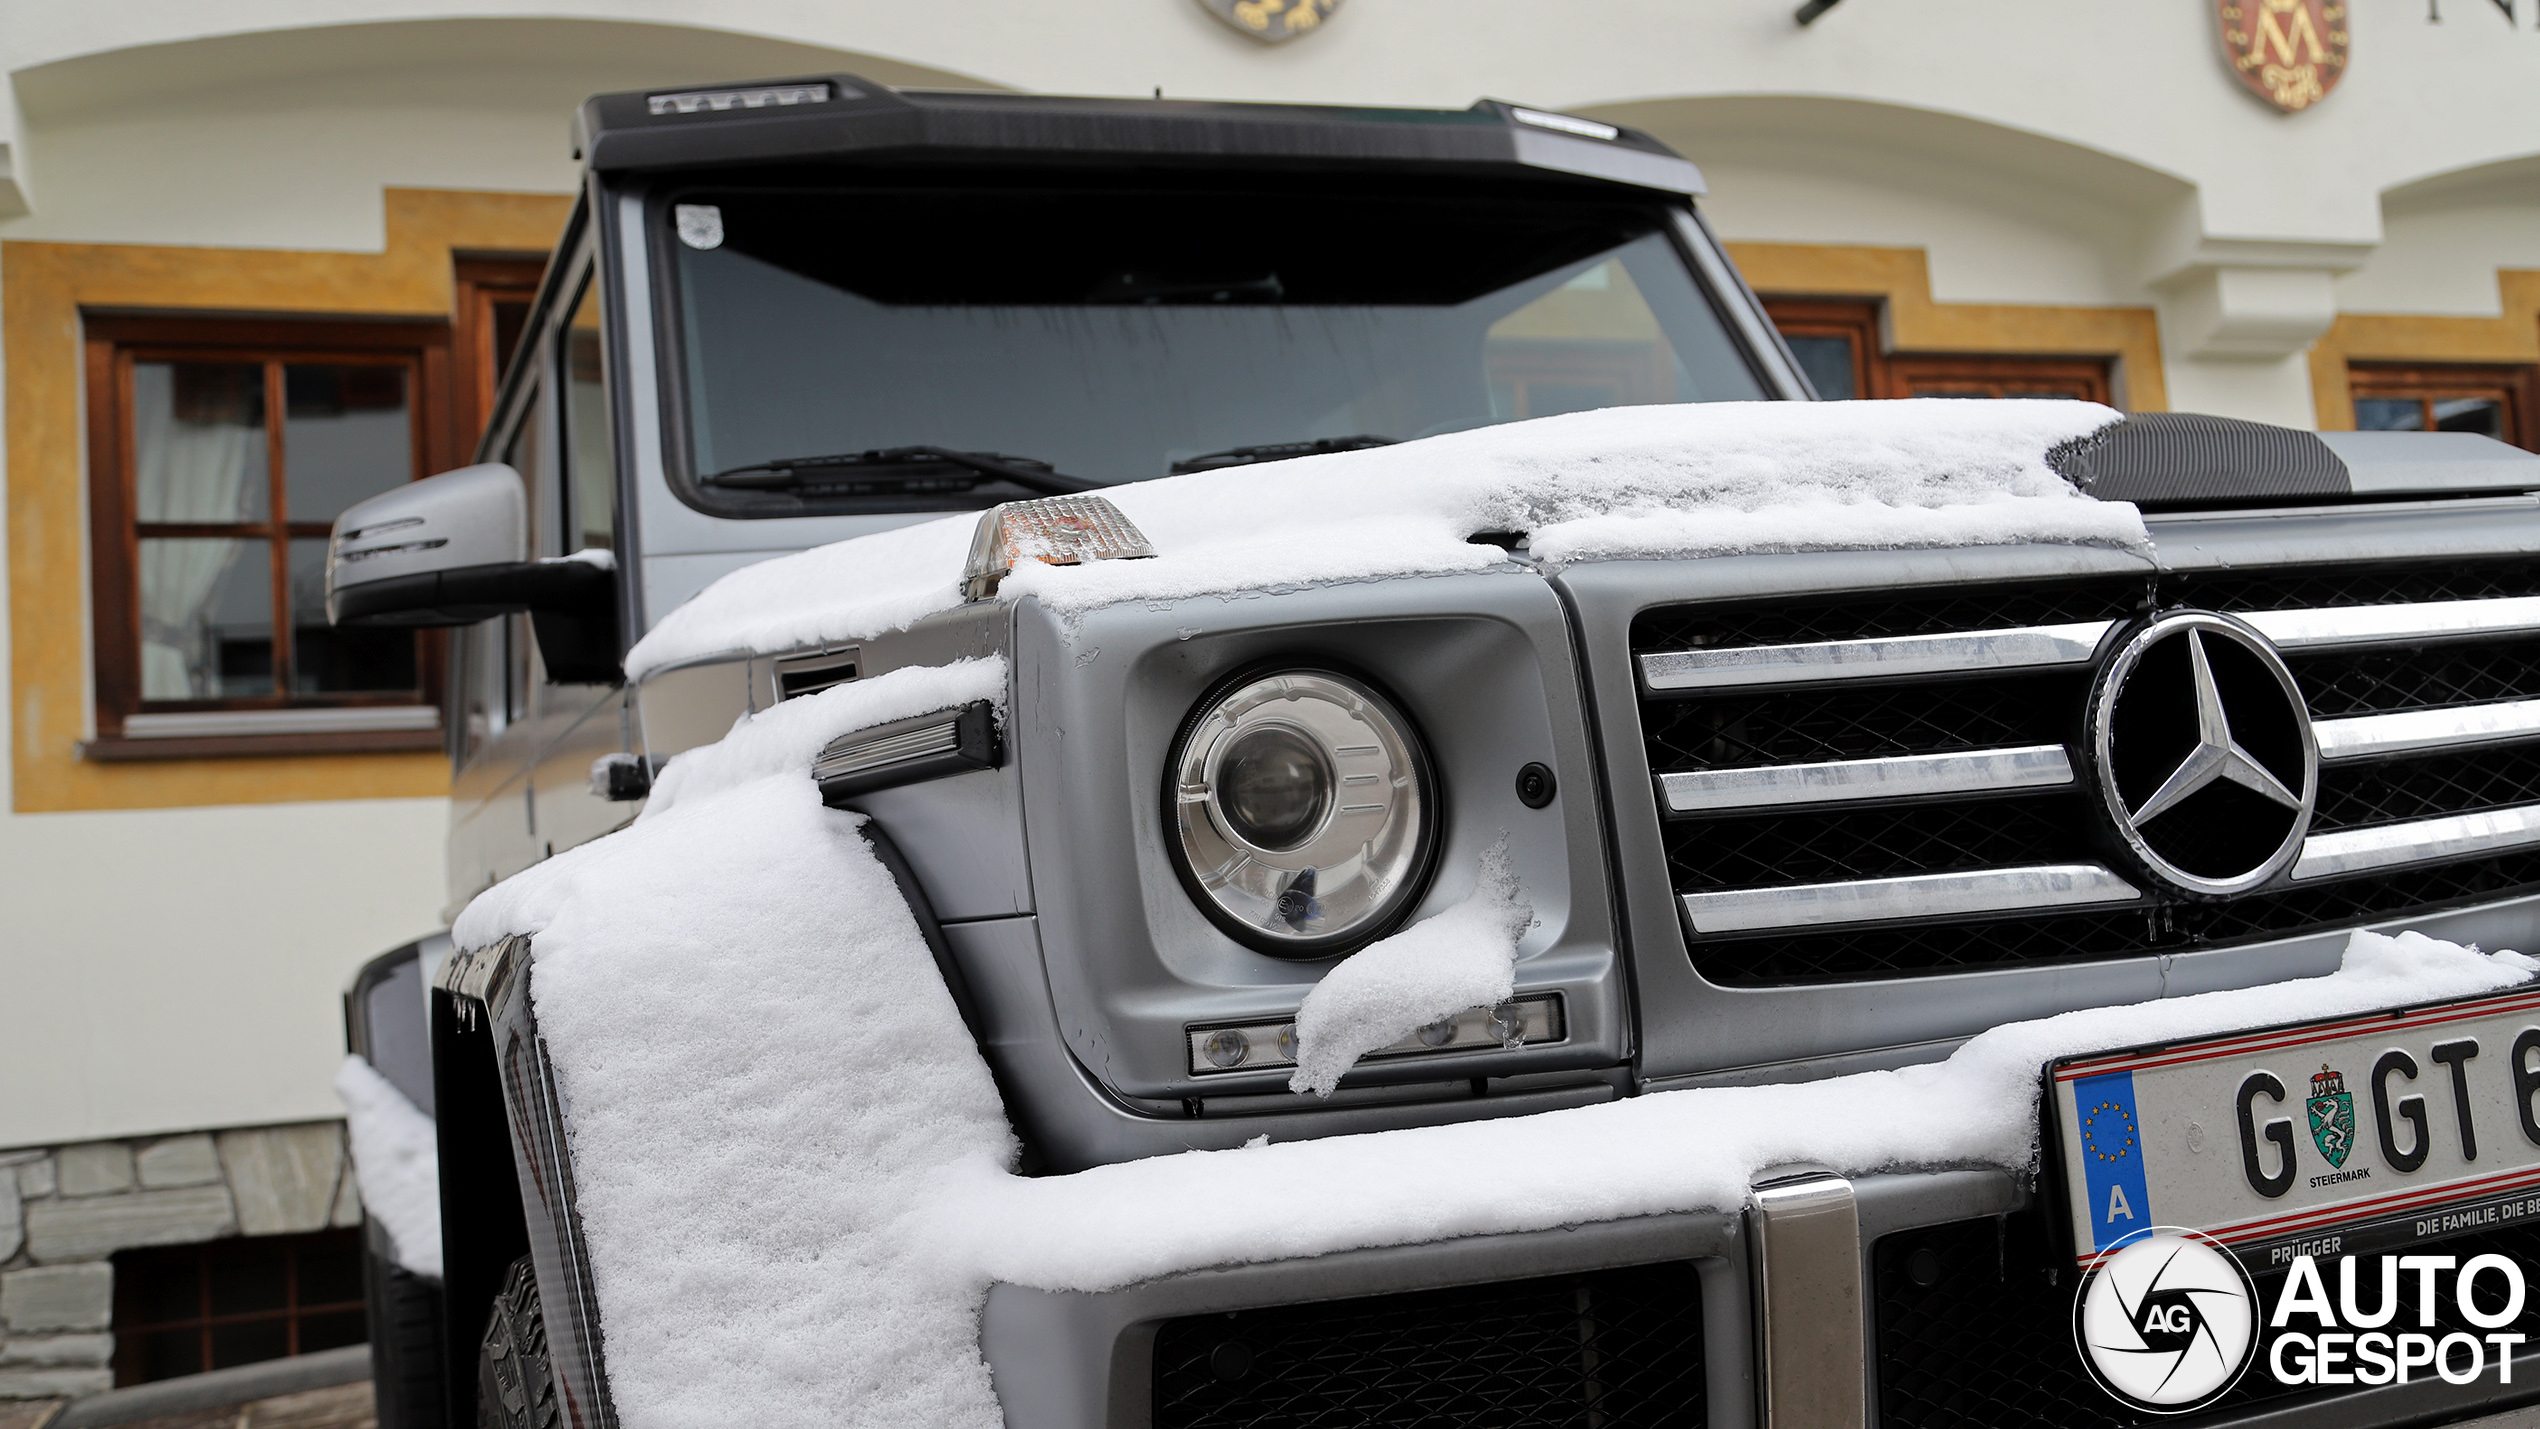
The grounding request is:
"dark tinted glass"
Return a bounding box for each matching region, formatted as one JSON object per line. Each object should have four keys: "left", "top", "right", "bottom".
{"left": 2356, "top": 397, "right": 2424, "bottom": 431}
{"left": 1784, "top": 334, "right": 1857, "bottom": 401}
{"left": 2436, "top": 397, "right": 2504, "bottom": 436}
{"left": 283, "top": 364, "right": 411, "bottom": 522}
{"left": 671, "top": 185, "right": 1763, "bottom": 511}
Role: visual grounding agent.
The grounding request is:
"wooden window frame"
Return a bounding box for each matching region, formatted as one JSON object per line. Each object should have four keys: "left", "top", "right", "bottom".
{"left": 454, "top": 255, "right": 549, "bottom": 450}
{"left": 2348, "top": 361, "right": 2538, "bottom": 451}
{"left": 82, "top": 314, "right": 458, "bottom": 760}
{"left": 1761, "top": 297, "right": 2113, "bottom": 405}
{"left": 110, "top": 1228, "right": 366, "bottom": 1386}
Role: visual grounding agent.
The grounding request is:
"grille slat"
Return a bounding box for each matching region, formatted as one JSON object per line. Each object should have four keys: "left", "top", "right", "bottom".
{"left": 1635, "top": 560, "right": 2540, "bottom": 984}
{"left": 1151, "top": 1262, "right": 1708, "bottom": 1429}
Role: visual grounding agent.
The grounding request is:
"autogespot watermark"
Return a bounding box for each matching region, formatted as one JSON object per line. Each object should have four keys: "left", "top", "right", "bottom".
{"left": 2074, "top": 1228, "right": 2260, "bottom": 1413}
{"left": 2074, "top": 1228, "right": 2530, "bottom": 1412}
{"left": 2268, "top": 1250, "right": 2527, "bottom": 1388}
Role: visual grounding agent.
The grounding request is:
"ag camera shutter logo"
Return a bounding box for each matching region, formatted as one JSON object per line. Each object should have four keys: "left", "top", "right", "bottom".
{"left": 2073, "top": 1228, "right": 2259, "bottom": 1412}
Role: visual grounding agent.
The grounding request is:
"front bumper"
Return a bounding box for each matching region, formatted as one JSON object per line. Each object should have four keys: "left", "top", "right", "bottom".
{"left": 981, "top": 1164, "right": 2540, "bottom": 1429}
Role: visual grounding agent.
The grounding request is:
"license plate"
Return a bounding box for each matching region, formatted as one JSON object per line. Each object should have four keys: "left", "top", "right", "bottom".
{"left": 2049, "top": 984, "right": 2540, "bottom": 1269}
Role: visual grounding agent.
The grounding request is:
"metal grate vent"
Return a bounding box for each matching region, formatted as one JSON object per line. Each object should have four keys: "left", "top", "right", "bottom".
{"left": 1637, "top": 559, "right": 2540, "bottom": 984}
{"left": 1151, "top": 1262, "right": 1708, "bottom": 1429}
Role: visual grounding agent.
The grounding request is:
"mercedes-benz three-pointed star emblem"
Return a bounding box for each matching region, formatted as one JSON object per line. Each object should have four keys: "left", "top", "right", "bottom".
{"left": 2091, "top": 612, "right": 2317, "bottom": 896}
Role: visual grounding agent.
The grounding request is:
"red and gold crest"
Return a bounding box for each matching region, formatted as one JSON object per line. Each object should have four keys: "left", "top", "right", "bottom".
{"left": 2216, "top": 0, "right": 2349, "bottom": 112}
{"left": 1198, "top": 0, "right": 1341, "bottom": 44}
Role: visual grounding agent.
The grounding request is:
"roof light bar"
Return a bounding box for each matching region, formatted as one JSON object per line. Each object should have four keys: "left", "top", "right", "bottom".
{"left": 1509, "top": 107, "right": 1620, "bottom": 141}
{"left": 960, "top": 494, "right": 1156, "bottom": 601}
{"left": 648, "top": 82, "right": 835, "bottom": 117}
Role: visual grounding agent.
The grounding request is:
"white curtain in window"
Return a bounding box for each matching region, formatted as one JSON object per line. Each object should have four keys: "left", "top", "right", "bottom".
{"left": 134, "top": 369, "right": 261, "bottom": 700}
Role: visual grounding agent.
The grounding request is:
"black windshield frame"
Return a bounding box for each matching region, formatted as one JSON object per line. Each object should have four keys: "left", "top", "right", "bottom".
{"left": 643, "top": 167, "right": 1772, "bottom": 520}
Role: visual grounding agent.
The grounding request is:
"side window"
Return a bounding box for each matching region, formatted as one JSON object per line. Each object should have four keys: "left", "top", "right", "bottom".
{"left": 83, "top": 318, "right": 453, "bottom": 754}
{"left": 563, "top": 277, "right": 614, "bottom": 553}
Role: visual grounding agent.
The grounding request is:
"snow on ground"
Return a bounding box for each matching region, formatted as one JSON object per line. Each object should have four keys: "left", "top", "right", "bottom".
{"left": 335, "top": 1054, "right": 443, "bottom": 1279}
{"left": 447, "top": 660, "right": 2533, "bottom": 1427}
{"left": 627, "top": 400, "right": 2142, "bottom": 678}
{"left": 1287, "top": 843, "right": 1534, "bottom": 1096}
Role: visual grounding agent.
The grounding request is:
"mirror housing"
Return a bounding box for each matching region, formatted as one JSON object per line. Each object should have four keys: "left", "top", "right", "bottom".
{"left": 327, "top": 463, "right": 622, "bottom": 685}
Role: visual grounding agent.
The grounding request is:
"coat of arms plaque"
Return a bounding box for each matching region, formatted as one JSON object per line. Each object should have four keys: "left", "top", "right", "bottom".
{"left": 1198, "top": 0, "right": 1342, "bottom": 44}
{"left": 2216, "top": 0, "right": 2349, "bottom": 112}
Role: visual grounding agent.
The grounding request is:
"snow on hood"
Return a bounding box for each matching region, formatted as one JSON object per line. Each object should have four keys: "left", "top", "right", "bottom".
{"left": 627, "top": 400, "right": 2142, "bottom": 680}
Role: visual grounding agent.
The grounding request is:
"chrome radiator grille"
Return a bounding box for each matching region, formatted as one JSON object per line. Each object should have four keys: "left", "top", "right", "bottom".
{"left": 1635, "top": 561, "right": 2540, "bottom": 984}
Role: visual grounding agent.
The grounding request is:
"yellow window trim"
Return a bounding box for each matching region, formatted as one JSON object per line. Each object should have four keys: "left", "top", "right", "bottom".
{"left": 2307, "top": 271, "right": 2540, "bottom": 431}
{"left": 1724, "top": 241, "right": 2168, "bottom": 412}
{"left": 7, "top": 188, "right": 572, "bottom": 813}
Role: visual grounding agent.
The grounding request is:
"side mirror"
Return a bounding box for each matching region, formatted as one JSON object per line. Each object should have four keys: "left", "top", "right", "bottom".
{"left": 327, "top": 463, "right": 622, "bottom": 684}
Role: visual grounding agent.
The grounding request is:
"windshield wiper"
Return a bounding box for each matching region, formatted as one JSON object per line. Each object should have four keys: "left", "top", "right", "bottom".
{"left": 705, "top": 446, "right": 1097, "bottom": 497}
{"left": 1169, "top": 435, "right": 1398, "bottom": 475}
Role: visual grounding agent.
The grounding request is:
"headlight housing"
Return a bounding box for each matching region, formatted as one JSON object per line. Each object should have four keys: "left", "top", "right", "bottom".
{"left": 1166, "top": 667, "right": 1438, "bottom": 957}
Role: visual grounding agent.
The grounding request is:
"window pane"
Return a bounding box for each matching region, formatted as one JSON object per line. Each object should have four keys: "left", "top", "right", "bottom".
{"left": 283, "top": 364, "right": 412, "bottom": 523}
{"left": 1482, "top": 247, "right": 1761, "bottom": 423}
{"left": 208, "top": 1317, "right": 288, "bottom": 1371}
{"left": 123, "top": 1255, "right": 202, "bottom": 1326}
{"left": 297, "top": 1309, "right": 368, "bottom": 1355}
{"left": 139, "top": 537, "right": 272, "bottom": 700}
{"left": 566, "top": 280, "right": 614, "bottom": 551}
{"left": 206, "top": 1243, "right": 288, "bottom": 1316}
{"left": 134, "top": 1327, "right": 202, "bottom": 1382}
{"left": 295, "top": 1236, "right": 365, "bottom": 1308}
{"left": 289, "top": 538, "right": 416, "bottom": 693}
{"left": 2434, "top": 397, "right": 2504, "bottom": 437}
{"left": 2355, "top": 397, "right": 2425, "bottom": 431}
{"left": 133, "top": 362, "right": 268, "bottom": 523}
{"left": 1783, "top": 334, "right": 1857, "bottom": 401}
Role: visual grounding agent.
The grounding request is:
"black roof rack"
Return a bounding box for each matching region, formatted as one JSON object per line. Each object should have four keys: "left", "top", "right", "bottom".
{"left": 574, "top": 74, "right": 1705, "bottom": 195}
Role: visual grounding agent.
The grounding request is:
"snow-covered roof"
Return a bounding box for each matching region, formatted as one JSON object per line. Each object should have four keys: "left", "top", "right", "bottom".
{"left": 627, "top": 399, "right": 2146, "bottom": 679}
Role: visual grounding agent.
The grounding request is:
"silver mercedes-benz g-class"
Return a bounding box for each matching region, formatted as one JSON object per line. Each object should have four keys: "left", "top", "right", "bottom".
{"left": 333, "top": 72, "right": 2540, "bottom": 1429}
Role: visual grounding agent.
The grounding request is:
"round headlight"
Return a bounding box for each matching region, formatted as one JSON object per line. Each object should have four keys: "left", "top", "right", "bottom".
{"left": 1167, "top": 668, "right": 1437, "bottom": 957}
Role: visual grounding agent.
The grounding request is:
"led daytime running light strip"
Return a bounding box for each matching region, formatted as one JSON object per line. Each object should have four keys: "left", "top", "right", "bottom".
{"left": 1185, "top": 995, "right": 1564, "bottom": 1076}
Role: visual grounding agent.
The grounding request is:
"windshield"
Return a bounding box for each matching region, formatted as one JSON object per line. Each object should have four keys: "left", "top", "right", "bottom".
{"left": 667, "top": 182, "right": 1768, "bottom": 516}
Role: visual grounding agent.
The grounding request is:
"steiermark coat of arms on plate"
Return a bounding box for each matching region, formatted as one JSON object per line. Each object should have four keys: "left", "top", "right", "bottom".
{"left": 1198, "top": 0, "right": 1342, "bottom": 43}
{"left": 2307, "top": 1063, "right": 2356, "bottom": 1169}
{"left": 2216, "top": 0, "right": 2349, "bottom": 112}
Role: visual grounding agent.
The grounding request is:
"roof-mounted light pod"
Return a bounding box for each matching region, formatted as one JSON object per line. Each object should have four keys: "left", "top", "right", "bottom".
{"left": 647, "top": 83, "right": 836, "bottom": 117}
{"left": 960, "top": 495, "right": 1156, "bottom": 601}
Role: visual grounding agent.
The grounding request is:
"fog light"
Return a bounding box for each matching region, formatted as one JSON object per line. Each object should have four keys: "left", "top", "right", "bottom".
{"left": 1202, "top": 1029, "right": 1251, "bottom": 1069}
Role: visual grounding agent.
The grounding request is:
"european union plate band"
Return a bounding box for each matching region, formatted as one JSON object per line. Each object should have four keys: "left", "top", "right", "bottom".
{"left": 2072, "top": 1069, "right": 2154, "bottom": 1252}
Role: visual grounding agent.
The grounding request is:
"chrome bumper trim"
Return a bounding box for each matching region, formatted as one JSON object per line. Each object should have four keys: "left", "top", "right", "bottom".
{"left": 1681, "top": 864, "right": 2142, "bottom": 934}
{"left": 2292, "top": 804, "right": 2540, "bottom": 881}
{"left": 1750, "top": 1171, "right": 1866, "bottom": 1429}
{"left": 1659, "top": 745, "right": 2074, "bottom": 814}
{"left": 2315, "top": 699, "right": 2540, "bottom": 762}
{"left": 1638, "top": 621, "right": 2116, "bottom": 692}
{"left": 2243, "top": 596, "right": 2540, "bottom": 651}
